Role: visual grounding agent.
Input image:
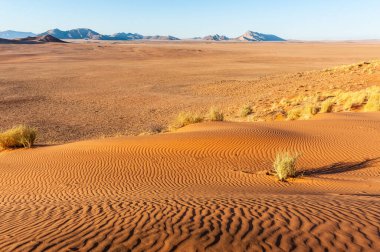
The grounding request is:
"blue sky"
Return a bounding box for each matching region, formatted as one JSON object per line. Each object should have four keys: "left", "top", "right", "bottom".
{"left": 1, "top": 0, "right": 379, "bottom": 40}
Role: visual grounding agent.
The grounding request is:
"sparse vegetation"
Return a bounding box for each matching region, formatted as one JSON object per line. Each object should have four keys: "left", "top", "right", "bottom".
{"left": 166, "top": 85, "right": 379, "bottom": 132}
{"left": 320, "top": 98, "right": 334, "bottom": 113}
{"left": 286, "top": 107, "right": 302, "bottom": 120}
{"left": 168, "top": 107, "right": 225, "bottom": 131}
{"left": 0, "top": 125, "right": 37, "bottom": 150}
{"left": 364, "top": 93, "right": 380, "bottom": 112}
{"left": 267, "top": 85, "right": 380, "bottom": 121}
{"left": 169, "top": 112, "right": 203, "bottom": 130}
{"left": 272, "top": 152, "right": 300, "bottom": 181}
{"left": 148, "top": 123, "right": 165, "bottom": 134}
{"left": 207, "top": 107, "right": 224, "bottom": 121}
{"left": 240, "top": 104, "right": 253, "bottom": 117}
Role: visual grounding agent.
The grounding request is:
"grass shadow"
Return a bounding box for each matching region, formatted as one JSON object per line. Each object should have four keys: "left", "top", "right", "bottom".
{"left": 301, "top": 158, "right": 379, "bottom": 176}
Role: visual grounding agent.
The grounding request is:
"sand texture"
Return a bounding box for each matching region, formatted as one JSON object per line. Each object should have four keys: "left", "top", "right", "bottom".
{"left": 0, "top": 112, "right": 379, "bottom": 251}
{"left": 1, "top": 42, "right": 380, "bottom": 143}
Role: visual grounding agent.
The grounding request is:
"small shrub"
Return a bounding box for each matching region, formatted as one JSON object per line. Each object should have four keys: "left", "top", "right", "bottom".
{"left": 0, "top": 125, "right": 37, "bottom": 150}
{"left": 148, "top": 123, "right": 165, "bottom": 134}
{"left": 343, "top": 98, "right": 354, "bottom": 111}
{"left": 364, "top": 93, "right": 380, "bottom": 112}
{"left": 208, "top": 107, "right": 224, "bottom": 121}
{"left": 240, "top": 104, "right": 253, "bottom": 117}
{"left": 300, "top": 104, "right": 318, "bottom": 119}
{"left": 170, "top": 112, "right": 203, "bottom": 130}
{"left": 286, "top": 107, "right": 302, "bottom": 120}
{"left": 351, "top": 92, "right": 367, "bottom": 106}
{"left": 273, "top": 152, "right": 299, "bottom": 181}
{"left": 320, "top": 99, "right": 334, "bottom": 113}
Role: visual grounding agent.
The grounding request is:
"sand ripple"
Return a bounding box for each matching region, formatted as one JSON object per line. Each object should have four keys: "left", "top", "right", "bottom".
{"left": 0, "top": 112, "right": 379, "bottom": 251}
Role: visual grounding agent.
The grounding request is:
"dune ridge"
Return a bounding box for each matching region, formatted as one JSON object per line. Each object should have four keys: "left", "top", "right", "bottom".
{"left": 0, "top": 112, "right": 379, "bottom": 251}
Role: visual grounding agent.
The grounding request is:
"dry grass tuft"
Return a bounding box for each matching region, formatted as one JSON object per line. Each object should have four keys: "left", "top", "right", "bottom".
{"left": 268, "top": 85, "right": 380, "bottom": 121}
{"left": 364, "top": 93, "right": 380, "bottom": 112}
{"left": 273, "top": 152, "right": 300, "bottom": 181}
{"left": 320, "top": 98, "right": 334, "bottom": 113}
{"left": 169, "top": 112, "right": 203, "bottom": 130}
{"left": 208, "top": 107, "right": 224, "bottom": 121}
{"left": 0, "top": 125, "right": 37, "bottom": 150}
{"left": 286, "top": 107, "right": 302, "bottom": 120}
{"left": 286, "top": 104, "right": 318, "bottom": 120}
{"left": 148, "top": 123, "right": 165, "bottom": 134}
{"left": 239, "top": 104, "right": 253, "bottom": 117}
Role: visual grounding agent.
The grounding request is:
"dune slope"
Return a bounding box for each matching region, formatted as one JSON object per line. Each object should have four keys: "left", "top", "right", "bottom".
{"left": 0, "top": 112, "right": 379, "bottom": 251}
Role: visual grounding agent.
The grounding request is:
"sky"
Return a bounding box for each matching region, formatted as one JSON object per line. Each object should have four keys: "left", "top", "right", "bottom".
{"left": 1, "top": 0, "right": 380, "bottom": 40}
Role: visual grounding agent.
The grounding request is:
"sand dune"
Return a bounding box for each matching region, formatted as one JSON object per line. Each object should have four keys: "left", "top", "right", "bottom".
{"left": 0, "top": 112, "right": 379, "bottom": 251}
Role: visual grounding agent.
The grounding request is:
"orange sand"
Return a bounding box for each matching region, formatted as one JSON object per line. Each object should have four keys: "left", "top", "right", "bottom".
{"left": 1, "top": 42, "right": 380, "bottom": 143}
{"left": 0, "top": 112, "right": 379, "bottom": 251}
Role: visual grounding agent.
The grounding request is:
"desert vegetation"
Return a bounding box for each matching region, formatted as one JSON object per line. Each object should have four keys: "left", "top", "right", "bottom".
{"left": 170, "top": 107, "right": 224, "bottom": 130}
{"left": 239, "top": 104, "right": 253, "bottom": 117}
{"left": 0, "top": 125, "right": 37, "bottom": 150}
{"left": 167, "top": 85, "right": 380, "bottom": 132}
{"left": 268, "top": 85, "right": 380, "bottom": 121}
{"left": 207, "top": 107, "right": 224, "bottom": 121}
{"left": 272, "top": 152, "right": 300, "bottom": 181}
{"left": 169, "top": 112, "right": 204, "bottom": 130}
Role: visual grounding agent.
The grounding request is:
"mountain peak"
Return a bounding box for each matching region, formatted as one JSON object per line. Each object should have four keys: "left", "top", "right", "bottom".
{"left": 0, "top": 30, "right": 36, "bottom": 39}
{"left": 237, "top": 31, "right": 285, "bottom": 42}
{"left": 203, "top": 34, "right": 230, "bottom": 41}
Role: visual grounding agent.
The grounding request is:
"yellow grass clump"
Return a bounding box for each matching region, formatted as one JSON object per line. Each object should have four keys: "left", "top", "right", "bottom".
{"left": 208, "top": 107, "right": 224, "bottom": 121}
{"left": 269, "top": 85, "right": 380, "bottom": 121}
{"left": 320, "top": 98, "right": 334, "bottom": 113}
{"left": 273, "top": 152, "right": 300, "bottom": 181}
{"left": 0, "top": 125, "right": 37, "bottom": 150}
{"left": 286, "top": 104, "right": 318, "bottom": 120}
{"left": 364, "top": 93, "right": 380, "bottom": 112}
{"left": 170, "top": 112, "right": 203, "bottom": 130}
{"left": 286, "top": 107, "right": 302, "bottom": 120}
{"left": 239, "top": 104, "right": 253, "bottom": 117}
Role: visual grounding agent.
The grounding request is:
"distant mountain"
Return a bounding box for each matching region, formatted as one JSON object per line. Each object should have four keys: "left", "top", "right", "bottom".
{"left": 39, "top": 28, "right": 101, "bottom": 39}
{"left": 143, "top": 35, "right": 180, "bottom": 41}
{"left": 21, "top": 34, "right": 67, "bottom": 43}
{"left": 203, "top": 34, "right": 230, "bottom": 41}
{"left": 236, "top": 31, "right": 285, "bottom": 42}
{"left": 101, "top": 32, "right": 144, "bottom": 40}
{"left": 38, "top": 28, "right": 180, "bottom": 41}
{"left": 33, "top": 28, "right": 285, "bottom": 42}
{"left": 0, "top": 30, "right": 36, "bottom": 39}
{"left": 0, "top": 35, "right": 66, "bottom": 44}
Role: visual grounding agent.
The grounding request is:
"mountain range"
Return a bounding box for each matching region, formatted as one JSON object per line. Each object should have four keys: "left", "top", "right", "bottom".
{"left": 0, "top": 30, "right": 36, "bottom": 39}
{"left": 203, "top": 34, "right": 230, "bottom": 41}
{"left": 0, "top": 28, "right": 286, "bottom": 41}
{"left": 39, "top": 28, "right": 180, "bottom": 41}
{"left": 0, "top": 35, "right": 66, "bottom": 44}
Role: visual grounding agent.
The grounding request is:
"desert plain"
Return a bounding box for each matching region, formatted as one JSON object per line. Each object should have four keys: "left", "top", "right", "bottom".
{"left": 0, "top": 41, "right": 380, "bottom": 251}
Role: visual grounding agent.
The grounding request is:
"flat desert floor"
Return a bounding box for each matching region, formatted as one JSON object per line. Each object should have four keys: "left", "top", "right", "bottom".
{"left": 0, "top": 42, "right": 380, "bottom": 251}
{"left": 1, "top": 42, "right": 380, "bottom": 142}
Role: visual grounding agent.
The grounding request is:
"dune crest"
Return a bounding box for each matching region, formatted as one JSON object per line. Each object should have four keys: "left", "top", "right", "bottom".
{"left": 0, "top": 112, "right": 379, "bottom": 251}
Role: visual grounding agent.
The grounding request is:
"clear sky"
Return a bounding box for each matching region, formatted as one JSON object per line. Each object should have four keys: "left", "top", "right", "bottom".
{"left": 1, "top": 0, "right": 380, "bottom": 40}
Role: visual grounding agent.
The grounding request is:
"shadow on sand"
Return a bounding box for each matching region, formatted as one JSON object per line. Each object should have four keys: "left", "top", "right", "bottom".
{"left": 301, "top": 158, "right": 379, "bottom": 176}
